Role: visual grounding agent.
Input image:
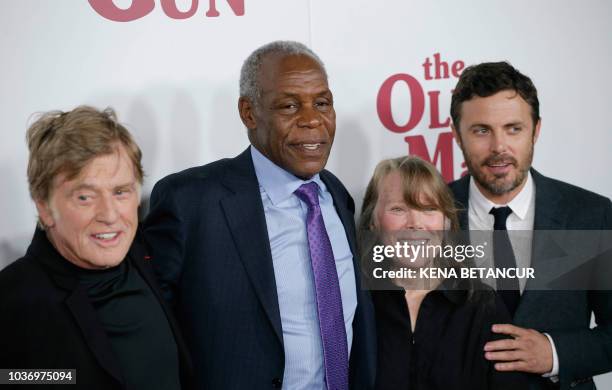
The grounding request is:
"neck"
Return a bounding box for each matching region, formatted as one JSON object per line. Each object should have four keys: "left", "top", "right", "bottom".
{"left": 403, "top": 279, "right": 442, "bottom": 332}
{"left": 393, "top": 272, "right": 442, "bottom": 293}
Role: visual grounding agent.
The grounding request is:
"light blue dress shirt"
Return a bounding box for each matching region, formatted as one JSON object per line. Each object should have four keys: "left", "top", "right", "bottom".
{"left": 250, "top": 146, "right": 357, "bottom": 390}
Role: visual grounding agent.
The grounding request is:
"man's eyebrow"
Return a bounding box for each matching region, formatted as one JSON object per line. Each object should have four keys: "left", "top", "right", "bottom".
{"left": 273, "top": 88, "right": 332, "bottom": 98}
{"left": 70, "top": 181, "right": 136, "bottom": 192}
{"left": 469, "top": 123, "right": 492, "bottom": 129}
{"left": 503, "top": 121, "right": 526, "bottom": 127}
{"left": 273, "top": 92, "right": 299, "bottom": 99}
{"left": 70, "top": 183, "right": 98, "bottom": 193}
{"left": 114, "top": 182, "right": 137, "bottom": 190}
{"left": 468, "top": 121, "right": 526, "bottom": 129}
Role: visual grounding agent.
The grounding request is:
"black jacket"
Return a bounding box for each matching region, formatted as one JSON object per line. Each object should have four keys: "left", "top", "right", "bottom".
{"left": 0, "top": 228, "right": 193, "bottom": 390}
{"left": 450, "top": 169, "right": 612, "bottom": 390}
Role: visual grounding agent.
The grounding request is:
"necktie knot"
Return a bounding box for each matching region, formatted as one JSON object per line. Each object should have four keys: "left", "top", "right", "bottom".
{"left": 490, "top": 206, "right": 512, "bottom": 230}
{"left": 294, "top": 182, "right": 320, "bottom": 208}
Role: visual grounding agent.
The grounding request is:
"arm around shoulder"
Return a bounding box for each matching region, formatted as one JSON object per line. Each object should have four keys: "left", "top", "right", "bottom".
{"left": 143, "top": 177, "right": 188, "bottom": 308}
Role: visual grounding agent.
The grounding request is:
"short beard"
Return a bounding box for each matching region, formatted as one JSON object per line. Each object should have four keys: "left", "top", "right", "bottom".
{"left": 461, "top": 144, "right": 534, "bottom": 196}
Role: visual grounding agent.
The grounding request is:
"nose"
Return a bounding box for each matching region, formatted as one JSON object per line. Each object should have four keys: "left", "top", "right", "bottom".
{"left": 297, "top": 104, "right": 322, "bottom": 128}
{"left": 490, "top": 129, "right": 508, "bottom": 154}
{"left": 96, "top": 195, "right": 119, "bottom": 224}
{"left": 404, "top": 210, "right": 425, "bottom": 230}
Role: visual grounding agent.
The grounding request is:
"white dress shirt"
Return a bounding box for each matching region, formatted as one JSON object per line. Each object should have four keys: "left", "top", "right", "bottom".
{"left": 467, "top": 173, "right": 559, "bottom": 379}
{"left": 468, "top": 172, "right": 535, "bottom": 292}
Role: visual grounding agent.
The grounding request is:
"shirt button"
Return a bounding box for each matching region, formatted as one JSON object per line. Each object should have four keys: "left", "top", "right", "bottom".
{"left": 272, "top": 377, "right": 282, "bottom": 388}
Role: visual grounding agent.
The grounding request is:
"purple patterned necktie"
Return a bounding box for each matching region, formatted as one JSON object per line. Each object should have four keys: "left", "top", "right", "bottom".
{"left": 294, "top": 182, "right": 349, "bottom": 390}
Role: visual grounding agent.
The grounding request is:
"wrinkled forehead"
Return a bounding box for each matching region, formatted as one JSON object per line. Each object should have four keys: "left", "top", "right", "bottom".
{"left": 258, "top": 53, "right": 328, "bottom": 87}
{"left": 53, "top": 146, "right": 137, "bottom": 192}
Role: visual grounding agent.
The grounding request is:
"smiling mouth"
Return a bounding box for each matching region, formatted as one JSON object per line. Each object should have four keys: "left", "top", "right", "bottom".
{"left": 302, "top": 143, "right": 321, "bottom": 150}
{"left": 402, "top": 239, "right": 429, "bottom": 246}
{"left": 291, "top": 142, "right": 327, "bottom": 154}
{"left": 91, "top": 231, "right": 122, "bottom": 245}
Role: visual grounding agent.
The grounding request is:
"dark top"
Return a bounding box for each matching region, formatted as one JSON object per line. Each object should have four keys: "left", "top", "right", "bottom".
{"left": 450, "top": 169, "right": 612, "bottom": 390}
{"left": 373, "top": 284, "right": 528, "bottom": 390}
{"left": 57, "top": 259, "right": 181, "bottom": 389}
{"left": 0, "top": 228, "right": 193, "bottom": 390}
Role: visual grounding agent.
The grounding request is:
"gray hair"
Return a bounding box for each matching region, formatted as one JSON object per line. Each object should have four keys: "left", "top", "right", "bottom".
{"left": 239, "top": 40, "right": 327, "bottom": 107}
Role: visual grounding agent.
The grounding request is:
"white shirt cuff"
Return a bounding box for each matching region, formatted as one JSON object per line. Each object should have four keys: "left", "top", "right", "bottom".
{"left": 542, "top": 333, "right": 559, "bottom": 382}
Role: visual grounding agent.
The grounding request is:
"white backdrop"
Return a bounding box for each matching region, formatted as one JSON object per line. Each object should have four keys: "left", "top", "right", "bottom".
{"left": 1, "top": 0, "right": 611, "bottom": 384}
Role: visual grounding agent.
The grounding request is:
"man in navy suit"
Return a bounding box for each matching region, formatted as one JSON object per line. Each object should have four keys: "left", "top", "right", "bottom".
{"left": 449, "top": 61, "right": 612, "bottom": 390}
{"left": 144, "top": 41, "right": 375, "bottom": 389}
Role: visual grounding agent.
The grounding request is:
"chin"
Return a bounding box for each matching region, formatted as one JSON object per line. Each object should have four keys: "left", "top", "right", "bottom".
{"left": 89, "top": 250, "right": 129, "bottom": 269}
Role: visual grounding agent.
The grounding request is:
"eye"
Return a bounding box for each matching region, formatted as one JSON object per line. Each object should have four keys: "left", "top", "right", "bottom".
{"left": 75, "top": 192, "right": 94, "bottom": 204}
{"left": 115, "top": 188, "right": 132, "bottom": 198}
{"left": 277, "top": 102, "right": 299, "bottom": 114}
{"left": 315, "top": 99, "right": 332, "bottom": 112}
{"left": 509, "top": 126, "right": 522, "bottom": 133}
{"left": 472, "top": 127, "right": 489, "bottom": 135}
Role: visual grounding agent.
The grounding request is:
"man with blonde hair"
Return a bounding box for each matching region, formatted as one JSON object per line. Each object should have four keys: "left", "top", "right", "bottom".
{"left": 0, "top": 106, "right": 192, "bottom": 389}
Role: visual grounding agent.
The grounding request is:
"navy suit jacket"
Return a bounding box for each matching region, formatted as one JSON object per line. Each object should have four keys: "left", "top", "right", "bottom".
{"left": 450, "top": 169, "right": 612, "bottom": 390}
{"left": 144, "top": 147, "right": 376, "bottom": 389}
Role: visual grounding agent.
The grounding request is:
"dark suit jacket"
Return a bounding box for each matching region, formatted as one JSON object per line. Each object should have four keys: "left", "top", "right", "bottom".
{"left": 144, "top": 147, "right": 377, "bottom": 389}
{"left": 450, "top": 169, "right": 612, "bottom": 390}
{"left": 0, "top": 228, "right": 193, "bottom": 390}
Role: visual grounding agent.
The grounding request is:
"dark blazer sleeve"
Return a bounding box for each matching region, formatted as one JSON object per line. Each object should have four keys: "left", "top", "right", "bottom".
{"left": 548, "top": 198, "right": 612, "bottom": 388}
{"left": 143, "top": 176, "right": 188, "bottom": 308}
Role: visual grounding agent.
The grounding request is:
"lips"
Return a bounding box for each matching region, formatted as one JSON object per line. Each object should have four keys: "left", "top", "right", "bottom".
{"left": 483, "top": 156, "right": 516, "bottom": 175}
{"left": 290, "top": 141, "right": 328, "bottom": 155}
{"left": 391, "top": 230, "right": 433, "bottom": 245}
{"left": 399, "top": 239, "right": 429, "bottom": 246}
{"left": 90, "top": 231, "right": 122, "bottom": 246}
{"left": 302, "top": 143, "right": 321, "bottom": 150}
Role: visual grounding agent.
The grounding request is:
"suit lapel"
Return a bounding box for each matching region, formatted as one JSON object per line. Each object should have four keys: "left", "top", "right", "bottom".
{"left": 530, "top": 170, "right": 568, "bottom": 278}
{"left": 520, "top": 170, "right": 574, "bottom": 299}
{"left": 320, "top": 171, "right": 357, "bottom": 262}
{"left": 321, "top": 170, "right": 371, "bottom": 385}
{"left": 531, "top": 169, "right": 567, "bottom": 230}
{"left": 219, "top": 148, "right": 283, "bottom": 345}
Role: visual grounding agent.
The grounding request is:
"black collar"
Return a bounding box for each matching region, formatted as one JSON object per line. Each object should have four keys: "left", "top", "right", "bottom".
{"left": 25, "top": 227, "right": 149, "bottom": 291}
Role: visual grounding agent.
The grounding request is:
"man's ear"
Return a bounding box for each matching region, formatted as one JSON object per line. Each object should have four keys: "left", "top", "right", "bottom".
{"left": 533, "top": 118, "right": 542, "bottom": 144}
{"left": 451, "top": 123, "right": 462, "bottom": 149}
{"left": 238, "top": 97, "right": 257, "bottom": 130}
{"left": 35, "top": 199, "right": 55, "bottom": 229}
